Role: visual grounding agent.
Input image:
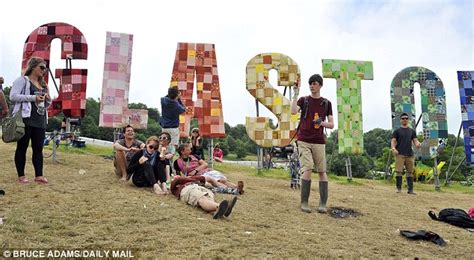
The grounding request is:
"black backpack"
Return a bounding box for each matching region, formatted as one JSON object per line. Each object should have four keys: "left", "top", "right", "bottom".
{"left": 428, "top": 208, "right": 474, "bottom": 229}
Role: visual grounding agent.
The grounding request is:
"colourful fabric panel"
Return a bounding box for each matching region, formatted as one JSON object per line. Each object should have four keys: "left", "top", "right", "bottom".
{"left": 245, "top": 53, "right": 300, "bottom": 148}
{"left": 390, "top": 67, "right": 448, "bottom": 159}
{"left": 458, "top": 71, "right": 474, "bottom": 164}
{"left": 322, "top": 59, "right": 373, "bottom": 155}
{"left": 170, "top": 43, "right": 225, "bottom": 138}
{"left": 99, "top": 32, "right": 148, "bottom": 129}
{"left": 22, "top": 22, "right": 88, "bottom": 118}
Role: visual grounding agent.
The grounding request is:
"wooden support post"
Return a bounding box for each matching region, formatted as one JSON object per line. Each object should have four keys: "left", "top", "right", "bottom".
{"left": 209, "top": 138, "right": 214, "bottom": 168}
{"left": 445, "top": 122, "right": 463, "bottom": 185}
{"left": 52, "top": 130, "right": 58, "bottom": 163}
{"left": 346, "top": 157, "right": 353, "bottom": 182}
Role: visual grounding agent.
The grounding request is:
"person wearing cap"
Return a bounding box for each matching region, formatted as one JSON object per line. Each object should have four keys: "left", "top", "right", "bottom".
{"left": 391, "top": 112, "right": 421, "bottom": 194}
{"left": 0, "top": 76, "right": 9, "bottom": 119}
{"left": 291, "top": 74, "right": 334, "bottom": 214}
{"left": 113, "top": 124, "right": 145, "bottom": 181}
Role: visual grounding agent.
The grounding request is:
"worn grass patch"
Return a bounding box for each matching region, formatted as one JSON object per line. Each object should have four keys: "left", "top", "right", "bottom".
{"left": 1, "top": 142, "right": 473, "bottom": 258}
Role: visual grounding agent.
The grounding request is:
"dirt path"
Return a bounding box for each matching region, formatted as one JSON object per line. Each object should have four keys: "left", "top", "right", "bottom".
{"left": 0, "top": 143, "right": 473, "bottom": 258}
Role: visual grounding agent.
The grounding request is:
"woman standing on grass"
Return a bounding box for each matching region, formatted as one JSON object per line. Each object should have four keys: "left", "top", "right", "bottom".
{"left": 10, "top": 57, "right": 51, "bottom": 185}
{"left": 127, "top": 136, "right": 168, "bottom": 195}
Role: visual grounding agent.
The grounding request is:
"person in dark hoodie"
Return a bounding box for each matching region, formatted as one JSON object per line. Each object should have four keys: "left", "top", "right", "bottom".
{"left": 127, "top": 136, "right": 168, "bottom": 195}
{"left": 159, "top": 87, "right": 186, "bottom": 154}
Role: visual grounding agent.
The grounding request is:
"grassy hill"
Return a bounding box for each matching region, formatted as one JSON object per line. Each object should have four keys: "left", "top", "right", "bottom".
{"left": 0, "top": 142, "right": 473, "bottom": 258}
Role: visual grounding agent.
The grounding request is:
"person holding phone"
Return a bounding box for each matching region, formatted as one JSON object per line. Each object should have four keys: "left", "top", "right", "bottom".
{"left": 10, "top": 57, "right": 51, "bottom": 184}
{"left": 291, "top": 74, "right": 334, "bottom": 213}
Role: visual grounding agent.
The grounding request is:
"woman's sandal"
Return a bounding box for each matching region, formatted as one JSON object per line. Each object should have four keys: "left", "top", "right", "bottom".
{"left": 17, "top": 176, "right": 30, "bottom": 184}
{"left": 34, "top": 176, "right": 49, "bottom": 184}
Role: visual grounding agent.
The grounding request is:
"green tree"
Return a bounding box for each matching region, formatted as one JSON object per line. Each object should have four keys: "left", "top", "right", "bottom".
{"left": 330, "top": 153, "right": 372, "bottom": 178}
{"left": 364, "top": 128, "right": 392, "bottom": 158}
{"left": 227, "top": 136, "right": 237, "bottom": 152}
{"left": 235, "top": 140, "right": 248, "bottom": 159}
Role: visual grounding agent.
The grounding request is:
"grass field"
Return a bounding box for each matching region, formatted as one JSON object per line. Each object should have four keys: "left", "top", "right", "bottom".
{"left": 1, "top": 142, "right": 473, "bottom": 258}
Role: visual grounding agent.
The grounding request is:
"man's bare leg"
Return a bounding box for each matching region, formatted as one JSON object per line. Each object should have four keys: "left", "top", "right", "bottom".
{"left": 197, "top": 197, "right": 219, "bottom": 212}
{"left": 115, "top": 151, "right": 128, "bottom": 181}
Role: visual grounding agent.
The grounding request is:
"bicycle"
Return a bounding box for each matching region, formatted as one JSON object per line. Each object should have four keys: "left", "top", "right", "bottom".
{"left": 43, "top": 130, "right": 73, "bottom": 159}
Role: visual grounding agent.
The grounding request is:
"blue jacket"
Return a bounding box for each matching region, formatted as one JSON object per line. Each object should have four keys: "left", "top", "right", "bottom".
{"left": 159, "top": 96, "right": 186, "bottom": 128}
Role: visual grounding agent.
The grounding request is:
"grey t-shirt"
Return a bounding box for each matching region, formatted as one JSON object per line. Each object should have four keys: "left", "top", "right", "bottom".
{"left": 117, "top": 138, "right": 144, "bottom": 164}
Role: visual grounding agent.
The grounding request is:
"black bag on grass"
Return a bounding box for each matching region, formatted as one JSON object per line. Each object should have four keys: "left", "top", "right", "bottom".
{"left": 400, "top": 230, "right": 446, "bottom": 246}
{"left": 428, "top": 208, "right": 474, "bottom": 229}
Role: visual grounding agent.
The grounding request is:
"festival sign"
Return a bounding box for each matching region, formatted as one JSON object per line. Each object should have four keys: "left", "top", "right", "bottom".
{"left": 22, "top": 22, "right": 88, "bottom": 118}
{"left": 322, "top": 59, "right": 373, "bottom": 154}
{"left": 458, "top": 71, "right": 474, "bottom": 164}
{"left": 390, "top": 67, "right": 448, "bottom": 159}
{"left": 170, "top": 43, "right": 225, "bottom": 138}
{"left": 245, "top": 53, "right": 300, "bottom": 147}
{"left": 99, "top": 32, "right": 148, "bottom": 129}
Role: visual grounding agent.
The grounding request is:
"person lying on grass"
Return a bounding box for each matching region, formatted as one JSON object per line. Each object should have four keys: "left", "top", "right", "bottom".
{"left": 176, "top": 143, "right": 244, "bottom": 194}
{"left": 170, "top": 175, "right": 238, "bottom": 219}
{"left": 127, "top": 136, "right": 168, "bottom": 195}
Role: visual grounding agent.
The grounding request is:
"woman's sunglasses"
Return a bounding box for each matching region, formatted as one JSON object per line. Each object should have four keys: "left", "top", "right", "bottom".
{"left": 159, "top": 135, "right": 169, "bottom": 141}
{"left": 39, "top": 66, "right": 47, "bottom": 71}
{"left": 401, "top": 117, "right": 409, "bottom": 120}
{"left": 148, "top": 145, "right": 158, "bottom": 150}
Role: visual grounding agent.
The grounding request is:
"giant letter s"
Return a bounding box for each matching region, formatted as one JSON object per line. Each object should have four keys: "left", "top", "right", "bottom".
{"left": 245, "top": 53, "right": 300, "bottom": 147}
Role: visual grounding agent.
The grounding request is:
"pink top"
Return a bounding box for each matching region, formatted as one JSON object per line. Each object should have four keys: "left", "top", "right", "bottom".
{"left": 213, "top": 148, "right": 223, "bottom": 159}
{"left": 176, "top": 155, "right": 210, "bottom": 176}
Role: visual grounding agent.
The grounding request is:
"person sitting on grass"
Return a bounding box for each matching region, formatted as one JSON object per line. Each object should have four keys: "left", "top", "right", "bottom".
{"left": 190, "top": 127, "right": 205, "bottom": 160}
{"left": 127, "top": 136, "right": 168, "bottom": 195}
{"left": 213, "top": 143, "right": 224, "bottom": 163}
{"left": 157, "top": 132, "right": 174, "bottom": 185}
{"left": 113, "top": 125, "right": 145, "bottom": 181}
{"left": 170, "top": 175, "right": 238, "bottom": 219}
{"left": 173, "top": 159, "right": 241, "bottom": 195}
{"left": 176, "top": 143, "right": 244, "bottom": 194}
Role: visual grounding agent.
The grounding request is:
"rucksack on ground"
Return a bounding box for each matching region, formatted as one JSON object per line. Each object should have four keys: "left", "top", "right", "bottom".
{"left": 428, "top": 208, "right": 474, "bottom": 229}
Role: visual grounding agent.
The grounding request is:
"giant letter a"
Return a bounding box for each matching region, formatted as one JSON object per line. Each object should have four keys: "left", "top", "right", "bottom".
{"left": 170, "top": 43, "right": 225, "bottom": 138}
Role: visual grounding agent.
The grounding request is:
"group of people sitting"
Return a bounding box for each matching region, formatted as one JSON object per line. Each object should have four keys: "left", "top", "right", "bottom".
{"left": 113, "top": 125, "right": 242, "bottom": 219}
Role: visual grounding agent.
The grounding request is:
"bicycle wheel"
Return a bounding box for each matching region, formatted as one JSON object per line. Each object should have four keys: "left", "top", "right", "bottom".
{"left": 43, "top": 146, "right": 53, "bottom": 158}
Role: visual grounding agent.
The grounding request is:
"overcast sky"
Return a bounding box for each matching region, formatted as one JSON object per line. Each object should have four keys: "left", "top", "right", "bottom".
{"left": 1, "top": 0, "right": 473, "bottom": 135}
